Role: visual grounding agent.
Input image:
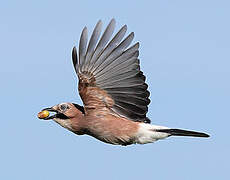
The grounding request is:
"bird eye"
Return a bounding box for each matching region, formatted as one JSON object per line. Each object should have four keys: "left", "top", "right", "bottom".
{"left": 60, "top": 104, "right": 68, "bottom": 111}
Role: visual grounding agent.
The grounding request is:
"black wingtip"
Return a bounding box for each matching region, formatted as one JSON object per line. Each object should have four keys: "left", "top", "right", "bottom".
{"left": 157, "top": 129, "right": 210, "bottom": 138}
{"left": 72, "top": 46, "right": 77, "bottom": 66}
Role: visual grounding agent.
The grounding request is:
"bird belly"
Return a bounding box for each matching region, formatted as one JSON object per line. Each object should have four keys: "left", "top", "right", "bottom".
{"left": 84, "top": 115, "right": 139, "bottom": 145}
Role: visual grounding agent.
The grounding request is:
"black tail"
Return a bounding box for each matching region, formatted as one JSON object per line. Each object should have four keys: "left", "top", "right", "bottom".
{"left": 156, "top": 129, "right": 210, "bottom": 138}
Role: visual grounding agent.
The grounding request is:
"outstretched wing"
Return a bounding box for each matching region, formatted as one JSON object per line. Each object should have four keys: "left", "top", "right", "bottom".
{"left": 72, "top": 19, "right": 151, "bottom": 123}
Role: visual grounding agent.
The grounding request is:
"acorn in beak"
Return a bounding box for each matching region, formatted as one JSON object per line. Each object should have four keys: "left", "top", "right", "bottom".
{"left": 37, "top": 107, "right": 69, "bottom": 120}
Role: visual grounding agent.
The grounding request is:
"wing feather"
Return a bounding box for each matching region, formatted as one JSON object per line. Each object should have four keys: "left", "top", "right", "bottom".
{"left": 90, "top": 25, "right": 127, "bottom": 74}
{"left": 73, "top": 19, "right": 151, "bottom": 123}
{"left": 88, "top": 19, "right": 116, "bottom": 72}
{"left": 78, "top": 27, "right": 88, "bottom": 68}
{"left": 94, "top": 44, "right": 139, "bottom": 78}
{"left": 82, "top": 20, "right": 103, "bottom": 72}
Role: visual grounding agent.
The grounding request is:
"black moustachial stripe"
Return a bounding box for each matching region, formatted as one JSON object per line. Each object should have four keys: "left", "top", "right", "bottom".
{"left": 73, "top": 103, "right": 85, "bottom": 114}
{"left": 55, "top": 113, "right": 69, "bottom": 119}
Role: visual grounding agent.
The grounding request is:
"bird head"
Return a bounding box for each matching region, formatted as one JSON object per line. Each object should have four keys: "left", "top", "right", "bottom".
{"left": 38, "top": 103, "right": 85, "bottom": 131}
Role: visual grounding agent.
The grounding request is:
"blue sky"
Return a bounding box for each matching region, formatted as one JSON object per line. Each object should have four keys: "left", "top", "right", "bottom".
{"left": 1, "top": 0, "right": 229, "bottom": 179}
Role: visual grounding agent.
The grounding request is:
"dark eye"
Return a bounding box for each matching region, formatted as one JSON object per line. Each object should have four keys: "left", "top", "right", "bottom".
{"left": 60, "top": 104, "right": 68, "bottom": 111}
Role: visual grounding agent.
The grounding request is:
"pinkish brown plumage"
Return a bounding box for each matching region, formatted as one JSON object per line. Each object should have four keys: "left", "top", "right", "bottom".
{"left": 38, "top": 19, "right": 209, "bottom": 146}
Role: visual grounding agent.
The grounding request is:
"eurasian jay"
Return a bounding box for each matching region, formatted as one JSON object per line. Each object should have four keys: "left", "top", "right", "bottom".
{"left": 38, "top": 19, "right": 209, "bottom": 146}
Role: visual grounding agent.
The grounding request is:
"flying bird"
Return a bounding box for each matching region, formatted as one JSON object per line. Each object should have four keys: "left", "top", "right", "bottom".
{"left": 38, "top": 19, "right": 209, "bottom": 145}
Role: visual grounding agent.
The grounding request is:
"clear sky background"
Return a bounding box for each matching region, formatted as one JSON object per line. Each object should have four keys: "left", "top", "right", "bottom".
{"left": 1, "top": 0, "right": 229, "bottom": 179}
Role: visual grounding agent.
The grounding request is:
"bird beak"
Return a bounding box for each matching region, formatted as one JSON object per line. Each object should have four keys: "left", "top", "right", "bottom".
{"left": 42, "top": 107, "right": 58, "bottom": 112}
{"left": 37, "top": 107, "right": 58, "bottom": 120}
{"left": 38, "top": 106, "right": 69, "bottom": 120}
{"left": 43, "top": 107, "right": 59, "bottom": 120}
